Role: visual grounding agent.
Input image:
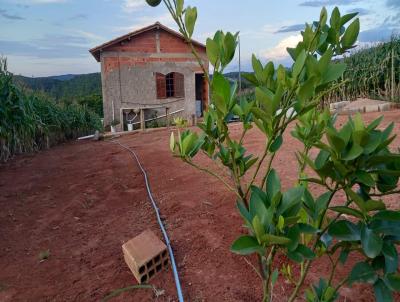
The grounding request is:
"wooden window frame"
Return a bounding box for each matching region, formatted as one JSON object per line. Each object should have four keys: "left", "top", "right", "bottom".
{"left": 155, "top": 72, "right": 185, "bottom": 99}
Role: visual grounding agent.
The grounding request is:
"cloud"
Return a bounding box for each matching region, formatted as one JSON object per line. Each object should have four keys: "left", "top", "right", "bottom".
{"left": 275, "top": 23, "right": 305, "bottom": 34}
{"left": 387, "top": 0, "right": 400, "bottom": 8}
{"left": 113, "top": 12, "right": 175, "bottom": 32}
{"left": 122, "top": 0, "right": 146, "bottom": 12}
{"left": 359, "top": 26, "right": 399, "bottom": 43}
{"left": 0, "top": 9, "right": 25, "bottom": 20}
{"left": 68, "top": 13, "right": 87, "bottom": 21}
{"left": 346, "top": 7, "right": 370, "bottom": 16}
{"left": 0, "top": 33, "right": 99, "bottom": 59}
{"left": 299, "top": 0, "right": 360, "bottom": 7}
{"left": 262, "top": 34, "right": 302, "bottom": 62}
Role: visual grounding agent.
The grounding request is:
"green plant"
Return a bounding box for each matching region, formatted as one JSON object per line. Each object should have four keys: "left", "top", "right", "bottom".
{"left": 110, "top": 119, "right": 120, "bottom": 127}
{"left": 147, "top": 1, "right": 400, "bottom": 301}
{"left": 326, "top": 35, "right": 400, "bottom": 104}
{"left": 38, "top": 249, "right": 50, "bottom": 261}
{"left": 0, "top": 57, "right": 102, "bottom": 162}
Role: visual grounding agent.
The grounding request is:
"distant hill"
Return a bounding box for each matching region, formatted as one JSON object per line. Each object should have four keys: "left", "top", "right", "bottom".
{"left": 13, "top": 73, "right": 101, "bottom": 100}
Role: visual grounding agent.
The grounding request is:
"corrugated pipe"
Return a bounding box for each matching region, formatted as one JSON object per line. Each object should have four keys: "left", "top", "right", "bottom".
{"left": 112, "top": 140, "right": 184, "bottom": 302}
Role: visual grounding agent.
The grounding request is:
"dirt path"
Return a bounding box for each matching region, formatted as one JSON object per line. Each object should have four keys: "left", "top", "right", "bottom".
{"left": 1, "top": 110, "right": 400, "bottom": 301}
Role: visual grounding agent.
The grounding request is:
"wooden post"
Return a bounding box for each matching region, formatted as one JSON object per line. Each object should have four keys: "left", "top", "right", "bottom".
{"left": 165, "top": 107, "right": 170, "bottom": 128}
{"left": 140, "top": 109, "right": 145, "bottom": 131}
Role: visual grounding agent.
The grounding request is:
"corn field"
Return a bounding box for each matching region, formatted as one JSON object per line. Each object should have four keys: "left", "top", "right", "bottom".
{"left": 0, "top": 58, "right": 102, "bottom": 162}
{"left": 325, "top": 36, "right": 400, "bottom": 104}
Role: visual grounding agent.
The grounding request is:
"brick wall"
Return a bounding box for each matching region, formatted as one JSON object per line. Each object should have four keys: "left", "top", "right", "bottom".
{"left": 107, "top": 30, "right": 157, "bottom": 53}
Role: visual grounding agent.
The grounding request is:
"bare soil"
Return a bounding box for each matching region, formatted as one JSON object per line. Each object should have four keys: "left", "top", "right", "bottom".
{"left": 1, "top": 110, "right": 400, "bottom": 302}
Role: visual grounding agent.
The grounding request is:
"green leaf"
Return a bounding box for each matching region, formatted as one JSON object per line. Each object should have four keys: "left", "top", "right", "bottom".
{"left": 298, "top": 77, "right": 316, "bottom": 103}
{"left": 269, "top": 135, "right": 283, "bottom": 152}
{"left": 355, "top": 170, "right": 375, "bottom": 187}
{"left": 206, "top": 38, "right": 219, "bottom": 67}
{"left": 184, "top": 6, "right": 197, "bottom": 38}
{"left": 328, "top": 220, "right": 360, "bottom": 241}
{"left": 271, "top": 269, "right": 279, "bottom": 286}
{"left": 287, "top": 250, "right": 303, "bottom": 263}
{"left": 287, "top": 225, "right": 300, "bottom": 251}
{"left": 255, "top": 87, "right": 274, "bottom": 116}
{"left": 329, "top": 206, "right": 364, "bottom": 219}
{"left": 280, "top": 186, "right": 304, "bottom": 216}
{"left": 298, "top": 223, "right": 318, "bottom": 234}
{"left": 341, "top": 18, "right": 360, "bottom": 49}
{"left": 342, "top": 143, "right": 363, "bottom": 161}
{"left": 326, "top": 128, "right": 345, "bottom": 152}
{"left": 296, "top": 244, "right": 316, "bottom": 259}
{"left": 315, "top": 150, "right": 330, "bottom": 170}
{"left": 348, "top": 262, "right": 378, "bottom": 285}
{"left": 176, "top": 0, "right": 184, "bottom": 16}
{"left": 169, "top": 132, "right": 175, "bottom": 152}
{"left": 345, "top": 188, "right": 366, "bottom": 213}
{"left": 315, "top": 191, "right": 332, "bottom": 216}
{"left": 231, "top": 235, "right": 262, "bottom": 255}
{"left": 322, "top": 63, "right": 346, "bottom": 84}
{"left": 330, "top": 7, "right": 341, "bottom": 30}
{"left": 237, "top": 200, "right": 251, "bottom": 224}
{"left": 262, "top": 234, "right": 291, "bottom": 245}
{"left": 364, "top": 200, "right": 386, "bottom": 212}
{"left": 374, "top": 279, "right": 393, "bottom": 302}
{"left": 252, "top": 216, "right": 265, "bottom": 243}
{"left": 340, "top": 12, "right": 358, "bottom": 27}
{"left": 382, "top": 241, "right": 398, "bottom": 274}
{"left": 361, "top": 224, "right": 383, "bottom": 258}
{"left": 373, "top": 210, "right": 400, "bottom": 221}
{"left": 252, "top": 54, "right": 264, "bottom": 83}
{"left": 266, "top": 169, "right": 281, "bottom": 201}
{"left": 249, "top": 188, "right": 269, "bottom": 225}
{"left": 293, "top": 49, "right": 306, "bottom": 78}
{"left": 384, "top": 273, "right": 400, "bottom": 291}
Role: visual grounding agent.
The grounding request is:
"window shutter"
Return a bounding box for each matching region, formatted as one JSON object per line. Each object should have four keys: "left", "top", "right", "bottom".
{"left": 156, "top": 73, "right": 166, "bottom": 99}
{"left": 174, "top": 72, "right": 185, "bottom": 98}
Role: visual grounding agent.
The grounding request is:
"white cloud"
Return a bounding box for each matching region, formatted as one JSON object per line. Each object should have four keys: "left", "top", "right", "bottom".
{"left": 113, "top": 12, "right": 175, "bottom": 32}
{"left": 122, "top": 0, "right": 146, "bottom": 12}
{"left": 73, "top": 30, "right": 105, "bottom": 43}
{"left": 262, "top": 34, "right": 302, "bottom": 61}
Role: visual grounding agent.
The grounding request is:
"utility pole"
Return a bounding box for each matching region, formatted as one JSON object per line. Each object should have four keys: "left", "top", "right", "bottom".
{"left": 238, "top": 34, "right": 242, "bottom": 96}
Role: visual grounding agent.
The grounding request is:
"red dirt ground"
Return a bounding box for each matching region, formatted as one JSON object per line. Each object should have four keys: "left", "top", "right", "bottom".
{"left": 1, "top": 110, "right": 400, "bottom": 302}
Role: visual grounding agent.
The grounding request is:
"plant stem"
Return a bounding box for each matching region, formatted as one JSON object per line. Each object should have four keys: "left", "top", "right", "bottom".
{"left": 185, "top": 160, "right": 241, "bottom": 199}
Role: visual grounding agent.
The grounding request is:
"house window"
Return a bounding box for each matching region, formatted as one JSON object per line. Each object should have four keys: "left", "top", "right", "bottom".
{"left": 156, "top": 72, "right": 184, "bottom": 99}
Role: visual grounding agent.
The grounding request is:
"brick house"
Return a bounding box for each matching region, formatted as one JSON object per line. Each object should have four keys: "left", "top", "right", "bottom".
{"left": 89, "top": 22, "right": 209, "bottom": 131}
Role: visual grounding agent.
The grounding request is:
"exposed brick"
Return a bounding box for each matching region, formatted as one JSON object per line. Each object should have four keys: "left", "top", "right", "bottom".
{"left": 122, "top": 230, "right": 169, "bottom": 284}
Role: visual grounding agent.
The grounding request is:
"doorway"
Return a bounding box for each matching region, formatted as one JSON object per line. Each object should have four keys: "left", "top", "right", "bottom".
{"left": 195, "top": 73, "right": 204, "bottom": 117}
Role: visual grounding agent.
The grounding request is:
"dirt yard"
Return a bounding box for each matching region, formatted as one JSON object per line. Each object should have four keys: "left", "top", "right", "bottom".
{"left": 1, "top": 110, "right": 400, "bottom": 302}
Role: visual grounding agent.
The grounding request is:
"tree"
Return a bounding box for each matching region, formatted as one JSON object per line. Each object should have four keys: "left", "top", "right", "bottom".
{"left": 147, "top": 1, "right": 400, "bottom": 301}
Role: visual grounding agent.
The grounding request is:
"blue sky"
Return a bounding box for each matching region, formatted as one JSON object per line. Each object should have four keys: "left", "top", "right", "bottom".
{"left": 0, "top": 0, "right": 399, "bottom": 77}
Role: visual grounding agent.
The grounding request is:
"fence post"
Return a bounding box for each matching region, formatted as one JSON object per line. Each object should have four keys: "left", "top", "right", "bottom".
{"left": 140, "top": 109, "right": 145, "bottom": 131}
{"left": 166, "top": 107, "right": 170, "bottom": 128}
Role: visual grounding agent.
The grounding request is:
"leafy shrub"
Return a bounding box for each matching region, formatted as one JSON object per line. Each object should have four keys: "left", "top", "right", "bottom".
{"left": 148, "top": 1, "right": 400, "bottom": 301}
{"left": 0, "top": 58, "right": 102, "bottom": 162}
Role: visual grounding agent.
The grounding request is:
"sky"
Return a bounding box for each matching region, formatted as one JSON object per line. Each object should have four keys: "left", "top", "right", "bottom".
{"left": 0, "top": 0, "right": 399, "bottom": 77}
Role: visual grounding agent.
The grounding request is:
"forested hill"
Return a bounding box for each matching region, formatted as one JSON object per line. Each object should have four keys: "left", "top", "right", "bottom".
{"left": 13, "top": 73, "right": 101, "bottom": 99}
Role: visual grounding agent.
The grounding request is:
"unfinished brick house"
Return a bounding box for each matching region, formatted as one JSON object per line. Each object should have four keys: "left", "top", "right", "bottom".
{"left": 89, "top": 22, "right": 209, "bottom": 131}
